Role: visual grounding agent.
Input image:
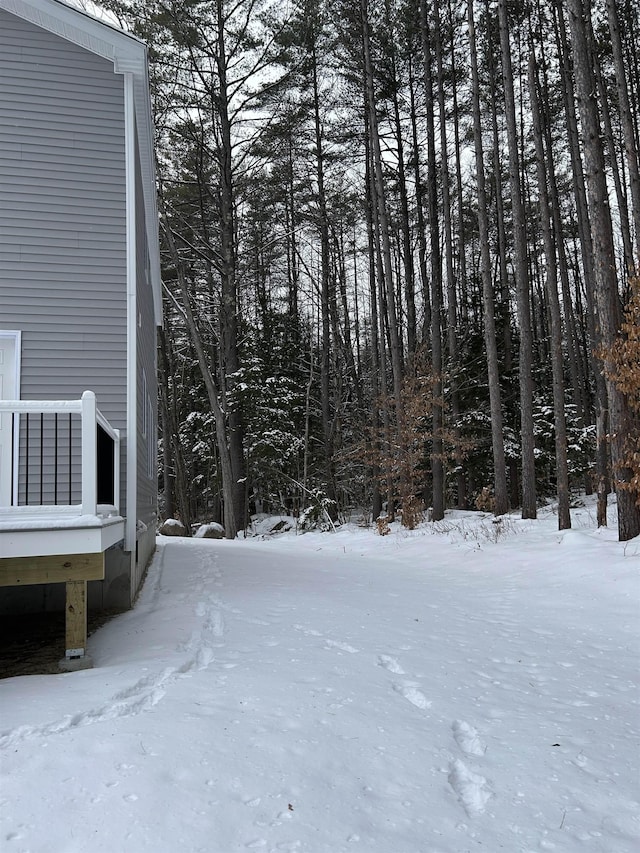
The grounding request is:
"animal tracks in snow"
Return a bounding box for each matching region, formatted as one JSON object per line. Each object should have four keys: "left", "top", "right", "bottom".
{"left": 376, "top": 651, "right": 431, "bottom": 710}
{"left": 392, "top": 682, "right": 432, "bottom": 710}
{"left": 0, "top": 587, "right": 226, "bottom": 751}
{"left": 452, "top": 719, "right": 486, "bottom": 756}
{"left": 0, "top": 676, "right": 169, "bottom": 750}
{"left": 373, "top": 645, "right": 492, "bottom": 819}
{"left": 447, "top": 758, "right": 492, "bottom": 817}
{"left": 325, "top": 639, "right": 359, "bottom": 654}
{"left": 448, "top": 721, "right": 491, "bottom": 817}
{"left": 377, "top": 654, "right": 405, "bottom": 674}
{"left": 293, "top": 625, "right": 360, "bottom": 654}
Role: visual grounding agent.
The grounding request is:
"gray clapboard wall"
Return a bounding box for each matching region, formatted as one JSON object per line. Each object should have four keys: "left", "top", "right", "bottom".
{"left": 0, "top": 7, "right": 128, "bottom": 510}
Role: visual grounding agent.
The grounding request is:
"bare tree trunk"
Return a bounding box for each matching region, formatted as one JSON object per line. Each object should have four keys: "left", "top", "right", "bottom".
{"left": 408, "top": 56, "right": 431, "bottom": 345}
{"left": 311, "top": 38, "right": 338, "bottom": 516}
{"left": 468, "top": 0, "right": 509, "bottom": 517}
{"left": 361, "top": 0, "right": 402, "bottom": 390}
{"left": 448, "top": 0, "right": 468, "bottom": 331}
{"left": 215, "top": 0, "right": 245, "bottom": 531}
{"left": 366, "top": 174, "right": 383, "bottom": 520}
{"left": 485, "top": 15, "right": 518, "bottom": 506}
{"left": 420, "top": 0, "right": 445, "bottom": 521}
{"left": 436, "top": 1, "right": 465, "bottom": 508}
{"left": 567, "top": 0, "right": 640, "bottom": 541}
{"left": 158, "top": 323, "right": 181, "bottom": 524}
{"left": 361, "top": 0, "right": 404, "bottom": 407}
{"left": 498, "top": 0, "right": 537, "bottom": 519}
{"left": 528, "top": 50, "right": 571, "bottom": 530}
{"left": 553, "top": 0, "right": 609, "bottom": 524}
{"left": 606, "top": 0, "right": 640, "bottom": 267}
{"left": 594, "top": 61, "right": 634, "bottom": 271}
{"left": 162, "top": 218, "right": 238, "bottom": 539}
{"left": 383, "top": 0, "right": 417, "bottom": 357}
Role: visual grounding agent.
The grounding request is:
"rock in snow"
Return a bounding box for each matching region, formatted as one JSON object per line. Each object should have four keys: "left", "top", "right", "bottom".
{"left": 194, "top": 522, "right": 226, "bottom": 539}
{"left": 158, "top": 518, "right": 187, "bottom": 536}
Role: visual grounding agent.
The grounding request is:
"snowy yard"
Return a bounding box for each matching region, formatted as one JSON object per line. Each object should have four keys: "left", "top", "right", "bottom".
{"left": 1, "top": 499, "right": 638, "bottom": 853}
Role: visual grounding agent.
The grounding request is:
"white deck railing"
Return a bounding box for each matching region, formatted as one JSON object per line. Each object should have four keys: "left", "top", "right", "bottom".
{"left": 0, "top": 391, "right": 120, "bottom": 517}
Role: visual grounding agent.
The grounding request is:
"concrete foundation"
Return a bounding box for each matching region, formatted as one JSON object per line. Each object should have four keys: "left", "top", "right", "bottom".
{"left": 59, "top": 653, "right": 94, "bottom": 672}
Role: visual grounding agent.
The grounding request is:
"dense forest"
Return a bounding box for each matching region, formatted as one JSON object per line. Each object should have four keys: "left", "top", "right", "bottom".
{"left": 95, "top": 0, "right": 639, "bottom": 540}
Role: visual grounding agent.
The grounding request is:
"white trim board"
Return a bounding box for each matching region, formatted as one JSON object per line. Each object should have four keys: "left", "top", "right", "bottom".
{"left": 124, "top": 70, "right": 137, "bottom": 565}
{"left": 0, "top": 330, "right": 21, "bottom": 507}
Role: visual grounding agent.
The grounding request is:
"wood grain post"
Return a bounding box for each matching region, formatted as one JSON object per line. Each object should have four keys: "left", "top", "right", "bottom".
{"left": 65, "top": 580, "right": 87, "bottom": 658}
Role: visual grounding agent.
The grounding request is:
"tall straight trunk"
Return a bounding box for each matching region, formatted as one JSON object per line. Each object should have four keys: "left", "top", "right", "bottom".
{"left": 366, "top": 167, "right": 383, "bottom": 520}
{"left": 383, "top": 0, "right": 417, "bottom": 357}
{"left": 286, "top": 130, "right": 300, "bottom": 321}
{"left": 448, "top": 0, "right": 468, "bottom": 329}
{"left": 366, "top": 117, "right": 395, "bottom": 517}
{"left": 489, "top": 39, "right": 518, "bottom": 510}
{"left": 486, "top": 18, "right": 514, "bottom": 379}
{"left": 497, "top": 0, "right": 537, "bottom": 519}
{"left": 532, "top": 2, "right": 577, "bottom": 385}
{"left": 408, "top": 56, "right": 431, "bottom": 344}
{"left": 567, "top": 0, "right": 640, "bottom": 541}
{"left": 158, "top": 323, "right": 175, "bottom": 521}
{"left": 162, "top": 219, "right": 238, "bottom": 538}
{"left": 335, "top": 229, "right": 365, "bottom": 414}
{"left": 468, "top": 0, "right": 509, "bottom": 517}
{"left": 553, "top": 0, "right": 609, "bottom": 523}
{"left": 310, "top": 39, "right": 337, "bottom": 514}
{"left": 538, "top": 26, "right": 586, "bottom": 422}
{"left": 528, "top": 50, "right": 571, "bottom": 530}
{"left": 593, "top": 61, "right": 633, "bottom": 271}
{"left": 215, "top": 0, "right": 244, "bottom": 531}
{"left": 435, "top": 1, "right": 464, "bottom": 507}
{"left": 420, "top": 0, "right": 444, "bottom": 521}
{"left": 361, "top": 0, "right": 403, "bottom": 406}
{"left": 606, "top": 0, "right": 640, "bottom": 266}
{"left": 158, "top": 322, "right": 193, "bottom": 528}
{"left": 619, "top": 0, "right": 639, "bottom": 146}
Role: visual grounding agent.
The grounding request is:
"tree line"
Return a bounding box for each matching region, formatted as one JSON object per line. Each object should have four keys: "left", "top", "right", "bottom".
{"left": 97, "top": 0, "right": 640, "bottom": 541}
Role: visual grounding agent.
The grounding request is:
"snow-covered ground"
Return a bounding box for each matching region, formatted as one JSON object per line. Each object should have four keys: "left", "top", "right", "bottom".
{"left": 1, "top": 498, "right": 638, "bottom": 853}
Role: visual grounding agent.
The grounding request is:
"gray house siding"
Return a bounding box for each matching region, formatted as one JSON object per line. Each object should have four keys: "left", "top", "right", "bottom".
{"left": 0, "top": 8, "right": 128, "bottom": 513}
{"left": 0, "top": 2, "right": 161, "bottom": 616}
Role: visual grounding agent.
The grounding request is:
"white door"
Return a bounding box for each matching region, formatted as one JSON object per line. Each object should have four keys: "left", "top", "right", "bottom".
{"left": 0, "top": 332, "right": 20, "bottom": 507}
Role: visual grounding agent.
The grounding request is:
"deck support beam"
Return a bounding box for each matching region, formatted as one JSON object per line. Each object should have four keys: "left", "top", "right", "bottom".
{"left": 0, "top": 553, "right": 104, "bottom": 671}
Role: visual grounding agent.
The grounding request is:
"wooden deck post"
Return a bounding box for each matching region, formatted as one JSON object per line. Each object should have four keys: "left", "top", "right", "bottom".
{"left": 65, "top": 580, "right": 87, "bottom": 659}
{"left": 0, "top": 553, "right": 104, "bottom": 672}
{"left": 59, "top": 577, "right": 95, "bottom": 671}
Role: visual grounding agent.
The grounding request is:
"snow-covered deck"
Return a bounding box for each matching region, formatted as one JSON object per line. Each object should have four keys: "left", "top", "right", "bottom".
{"left": 0, "top": 507, "right": 124, "bottom": 559}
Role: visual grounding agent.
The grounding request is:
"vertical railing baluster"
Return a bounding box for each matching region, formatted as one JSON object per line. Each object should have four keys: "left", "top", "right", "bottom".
{"left": 40, "top": 412, "right": 44, "bottom": 505}
{"left": 54, "top": 413, "right": 59, "bottom": 504}
{"left": 25, "top": 413, "right": 30, "bottom": 505}
{"left": 68, "top": 413, "right": 72, "bottom": 505}
{"left": 11, "top": 413, "right": 15, "bottom": 507}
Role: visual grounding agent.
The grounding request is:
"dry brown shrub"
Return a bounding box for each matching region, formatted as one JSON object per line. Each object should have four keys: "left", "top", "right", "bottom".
{"left": 600, "top": 275, "right": 640, "bottom": 507}
{"left": 475, "top": 487, "right": 496, "bottom": 513}
{"left": 376, "top": 516, "right": 390, "bottom": 536}
{"left": 356, "top": 349, "right": 474, "bottom": 530}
